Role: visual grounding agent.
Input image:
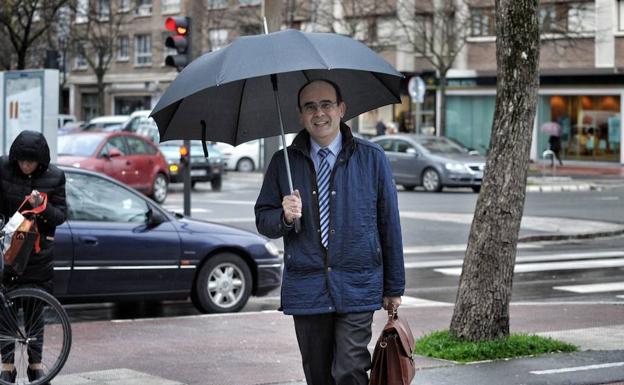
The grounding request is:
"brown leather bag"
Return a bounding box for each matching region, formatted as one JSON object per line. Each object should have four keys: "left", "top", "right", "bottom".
{"left": 369, "top": 308, "right": 416, "bottom": 385}
{"left": 3, "top": 193, "right": 48, "bottom": 274}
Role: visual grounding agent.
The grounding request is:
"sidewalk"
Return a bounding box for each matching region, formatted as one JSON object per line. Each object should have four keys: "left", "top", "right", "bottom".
{"left": 527, "top": 160, "right": 624, "bottom": 192}
{"left": 53, "top": 303, "right": 624, "bottom": 385}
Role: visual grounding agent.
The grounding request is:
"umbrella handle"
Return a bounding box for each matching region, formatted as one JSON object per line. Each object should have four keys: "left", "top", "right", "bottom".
{"left": 294, "top": 218, "right": 301, "bottom": 233}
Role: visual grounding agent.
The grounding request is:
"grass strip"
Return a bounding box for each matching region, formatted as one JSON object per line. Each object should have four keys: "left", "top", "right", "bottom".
{"left": 414, "top": 330, "right": 578, "bottom": 363}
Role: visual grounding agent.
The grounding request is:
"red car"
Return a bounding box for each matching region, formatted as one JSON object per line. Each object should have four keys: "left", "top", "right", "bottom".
{"left": 58, "top": 132, "right": 170, "bottom": 203}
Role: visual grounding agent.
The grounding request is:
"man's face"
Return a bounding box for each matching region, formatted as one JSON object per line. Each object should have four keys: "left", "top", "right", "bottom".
{"left": 298, "top": 81, "right": 346, "bottom": 146}
{"left": 18, "top": 160, "right": 38, "bottom": 175}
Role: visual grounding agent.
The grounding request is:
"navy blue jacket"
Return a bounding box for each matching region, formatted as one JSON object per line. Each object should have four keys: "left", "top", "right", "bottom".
{"left": 255, "top": 124, "right": 405, "bottom": 315}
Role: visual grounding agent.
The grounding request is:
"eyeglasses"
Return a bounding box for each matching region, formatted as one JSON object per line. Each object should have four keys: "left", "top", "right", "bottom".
{"left": 301, "top": 101, "right": 338, "bottom": 114}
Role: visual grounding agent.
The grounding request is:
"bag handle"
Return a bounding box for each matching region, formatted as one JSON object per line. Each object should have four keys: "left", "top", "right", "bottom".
{"left": 19, "top": 192, "right": 48, "bottom": 216}
{"left": 387, "top": 306, "right": 398, "bottom": 320}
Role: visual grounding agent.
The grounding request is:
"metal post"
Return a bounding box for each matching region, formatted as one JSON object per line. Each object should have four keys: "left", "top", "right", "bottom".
{"left": 183, "top": 139, "right": 191, "bottom": 216}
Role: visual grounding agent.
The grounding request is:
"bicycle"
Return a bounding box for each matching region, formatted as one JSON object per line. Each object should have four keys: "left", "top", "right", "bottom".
{"left": 0, "top": 224, "right": 72, "bottom": 385}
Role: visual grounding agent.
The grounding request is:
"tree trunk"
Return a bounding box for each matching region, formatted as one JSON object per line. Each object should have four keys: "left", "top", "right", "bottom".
{"left": 96, "top": 71, "right": 106, "bottom": 116}
{"left": 449, "top": 0, "right": 540, "bottom": 341}
{"left": 438, "top": 73, "right": 447, "bottom": 136}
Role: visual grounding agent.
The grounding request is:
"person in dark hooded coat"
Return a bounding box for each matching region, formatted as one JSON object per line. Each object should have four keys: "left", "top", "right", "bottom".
{"left": 0, "top": 130, "right": 67, "bottom": 383}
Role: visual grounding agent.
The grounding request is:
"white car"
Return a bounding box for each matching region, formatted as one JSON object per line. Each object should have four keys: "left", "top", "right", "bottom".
{"left": 214, "top": 134, "right": 296, "bottom": 172}
{"left": 82, "top": 115, "right": 130, "bottom": 132}
{"left": 213, "top": 140, "right": 261, "bottom": 172}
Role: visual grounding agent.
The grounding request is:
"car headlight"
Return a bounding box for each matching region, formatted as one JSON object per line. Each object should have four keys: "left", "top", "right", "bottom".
{"left": 169, "top": 164, "right": 179, "bottom": 173}
{"left": 445, "top": 163, "right": 466, "bottom": 172}
{"left": 264, "top": 241, "right": 280, "bottom": 257}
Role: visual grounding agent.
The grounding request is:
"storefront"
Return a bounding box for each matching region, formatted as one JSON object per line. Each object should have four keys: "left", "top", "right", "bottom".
{"left": 445, "top": 73, "right": 624, "bottom": 164}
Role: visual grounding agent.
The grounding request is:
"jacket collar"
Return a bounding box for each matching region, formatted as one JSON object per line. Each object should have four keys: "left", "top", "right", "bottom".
{"left": 290, "top": 122, "right": 356, "bottom": 160}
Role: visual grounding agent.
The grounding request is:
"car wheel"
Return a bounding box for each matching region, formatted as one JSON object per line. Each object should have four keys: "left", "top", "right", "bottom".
{"left": 472, "top": 186, "right": 481, "bottom": 193}
{"left": 422, "top": 168, "right": 442, "bottom": 192}
{"left": 151, "top": 173, "right": 168, "bottom": 203}
{"left": 236, "top": 158, "right": 255, "bottom": 172}
{"left": 193, "top": 253, "right": 252, "bottom": 313}
{"left": 402, "top": 185, "right": 416, "bottom": 191}
{"left": 211, "top": 176, "right": 222, "bottom": 191}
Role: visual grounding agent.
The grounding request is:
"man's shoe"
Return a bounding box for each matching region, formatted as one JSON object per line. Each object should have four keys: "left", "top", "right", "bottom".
{"left": 0, "top": 369, "right": 16, "bottom": 383}
{"left": 27, "top": 367, "right": 49, "bottom": 384}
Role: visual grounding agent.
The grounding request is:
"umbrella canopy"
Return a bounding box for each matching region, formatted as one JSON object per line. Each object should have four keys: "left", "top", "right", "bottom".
{"left": 151, "top": 29, "right": 403, "bottom": 145}
{"left": 541, "top": 121, "right": 562, "bottom": 136}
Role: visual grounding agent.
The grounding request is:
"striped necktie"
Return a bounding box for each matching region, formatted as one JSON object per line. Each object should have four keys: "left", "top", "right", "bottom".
{"left": 317, "top": 148, "right": 331, "bottom": 248}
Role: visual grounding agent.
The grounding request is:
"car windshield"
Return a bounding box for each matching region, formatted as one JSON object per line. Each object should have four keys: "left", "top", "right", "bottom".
{"left": 58, "top": 134, "right": 104, "bottom": 156}
{"left": 415, "top": 137, "right": 466, "bottom": 154}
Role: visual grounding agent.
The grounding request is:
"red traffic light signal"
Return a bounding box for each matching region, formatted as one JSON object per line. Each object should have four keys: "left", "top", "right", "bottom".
{"left": 165, "top": 16, "right": 191, "bottom": 70}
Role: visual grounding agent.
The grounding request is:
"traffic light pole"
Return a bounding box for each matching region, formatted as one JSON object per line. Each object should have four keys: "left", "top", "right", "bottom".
{"left": 183, "top": 139, "right": 191, "bottom": 216}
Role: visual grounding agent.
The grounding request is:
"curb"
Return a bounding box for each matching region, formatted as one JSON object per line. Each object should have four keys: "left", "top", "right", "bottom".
{"left": 525, "top": 184, "right": 597, "bottom": 192}
{"left": 518, "top": 228, "right": 624, "bottom": 243}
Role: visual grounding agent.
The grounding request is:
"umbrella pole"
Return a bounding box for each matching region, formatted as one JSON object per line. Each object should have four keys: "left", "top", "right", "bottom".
{"left": 271, "top": 74, "right": 301, "bottom": 233}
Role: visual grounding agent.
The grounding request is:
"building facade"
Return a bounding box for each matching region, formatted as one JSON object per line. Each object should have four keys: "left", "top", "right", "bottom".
{"left": 63, "top": 0, "right": 624, "bottom": 164}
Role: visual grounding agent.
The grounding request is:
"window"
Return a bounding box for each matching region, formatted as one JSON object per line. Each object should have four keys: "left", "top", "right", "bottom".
{"left": 366, "top": 16, "right": 378, "bottom": 43}
{"left": 135, "top": 34, "right": 152, "bottom": 65}
{"left": 239, "top": 0, "right": 260, "bottom": 5}
{"left": 136, "top": 0, "right": 152, "bottom": 16}
{"left": 161, "top": 0, "right": 180, "bottom": 13}
{"left": 97, "top": 0, "right": 110, "bottom": 20}
{"left": 126, "top": 136, "right": 150, "bottom": 155}
{"left": 209, "top": 29, "right": 228, "bottom": 51}
{"left": 117, "top": 36, "right": 129, "bottom": 60}
{"left": 470, "top": 7, "right": 495, "bottom": 37}
{"left": 74, "top": 53, "right": 88, "bottom": 69}
{"left": 567, "top": 2, "right": 594, "bottom": 33}
{"left": 539, "top": 3, "right": 567, "bottom": 34}
{"left": 396, "top": 141, "right": 413, "bottom": 153}
{"left": 376, "top": 139, "right": 394, "bottom": 152}
{"left": 207, "top": 0, "right": 228, "bottom": 9}
{"left": 66, "top": 173, "right": 149, "bottom": 222}
{"left": 620, "top": 1, "right": 624, "bottom": 31}
{"left": 75, "top": 0, "right": 88, "bottom": 23}
{"left": 100, "top": 136, "right": 128, "bottom": 157}
{"left": 119, "top": 0, "right": 131, "bottom": 12}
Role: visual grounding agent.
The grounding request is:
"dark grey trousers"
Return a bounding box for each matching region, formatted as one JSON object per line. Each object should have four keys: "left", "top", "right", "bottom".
{"left": 293, "top": 312, "right": 374, "bottom": 385}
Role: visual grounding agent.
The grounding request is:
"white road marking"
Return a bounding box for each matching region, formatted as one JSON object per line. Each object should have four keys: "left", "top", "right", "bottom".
{"left": 435, "top": 257, "right": 624, "bottom": 276}
{"left": 553, "top": 282, "right": 624, "bottom": 293}
{"left": 404, "top": 243, "right": 541, "bottom": 254}
{"left": 530, "top": 362, "right": 624, "bottom": 375}
{"left": 406, "top": 251, "right": 624, "bottom": 270}
{"left": 400, "top": 212, "right": 623, "bottom": 233}
{"left": 162, "top": 206, "right": 211, "bottom": 213}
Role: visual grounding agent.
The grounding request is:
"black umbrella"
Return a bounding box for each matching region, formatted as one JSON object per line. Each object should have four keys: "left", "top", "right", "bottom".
{"left": 151, "top": 29, "right": 403, "bottom": 229}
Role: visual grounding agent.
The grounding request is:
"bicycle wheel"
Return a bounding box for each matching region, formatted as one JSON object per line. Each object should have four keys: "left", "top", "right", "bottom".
{"left": 0, "top": 288, "right": 72, "bottom": 385}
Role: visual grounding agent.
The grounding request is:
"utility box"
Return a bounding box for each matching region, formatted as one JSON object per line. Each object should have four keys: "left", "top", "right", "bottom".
{"left": 1, "top": 69, "right": 60, "bottom": 161}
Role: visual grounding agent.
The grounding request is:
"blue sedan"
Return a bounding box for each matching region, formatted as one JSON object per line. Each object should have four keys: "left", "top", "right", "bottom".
{"left": 53, "top": 166, "right": 282, "bottom": 313}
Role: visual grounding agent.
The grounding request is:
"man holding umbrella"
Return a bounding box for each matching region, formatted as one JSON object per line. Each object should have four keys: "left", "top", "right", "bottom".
{"left": 255, "top": 80, "right": 405, "bottom": 385}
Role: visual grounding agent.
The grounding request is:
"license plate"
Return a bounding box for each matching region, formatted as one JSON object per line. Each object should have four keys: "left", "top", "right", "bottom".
{"left": 191, "top": 169, "right": 207, "bottom": 176}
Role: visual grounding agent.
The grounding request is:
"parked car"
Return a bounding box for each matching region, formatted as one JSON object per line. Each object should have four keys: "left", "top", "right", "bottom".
{"left": 57, "top": 114, "right": 77, "bottom": 129}
{"left": 57, "top": 131, "right": 170, "bottom": 203}
{"left": 370, "top": 134, "right": 486, "bottom": 193}
{"left": 120, "top": 110, "right": 160, "bottom": 142}
{"left": 213, "top": 140, "right": 261, "bottom": 172}
{"left": 51, "top": 166, "right": 282, "bottom": 313}
{"left": 213, "top": 134, "right": 296, "bottom": 172}
{"left": 82, "top": 115, "right": 130, "bottom": 132}
{"left": 159, "top": 140, "right": 224, "bottom": 191}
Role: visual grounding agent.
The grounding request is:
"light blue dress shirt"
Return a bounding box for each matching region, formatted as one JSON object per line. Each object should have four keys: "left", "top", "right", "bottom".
{"left": 310, "top": 132, "right": 342, "bottom": 173}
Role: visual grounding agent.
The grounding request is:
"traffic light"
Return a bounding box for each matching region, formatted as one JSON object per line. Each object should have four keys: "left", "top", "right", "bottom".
{"left": 165, "top": 16, "right": 191, "bottom": 71}
{"left": 179, "top": 143, "right": 190, "bottom": 166}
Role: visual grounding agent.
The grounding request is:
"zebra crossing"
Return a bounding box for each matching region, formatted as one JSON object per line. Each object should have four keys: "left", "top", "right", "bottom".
{"left": 405, "top": 247, "right": 624, "bottom": 302}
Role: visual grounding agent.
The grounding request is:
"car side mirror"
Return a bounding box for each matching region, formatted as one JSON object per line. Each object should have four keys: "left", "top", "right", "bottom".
{"left": 406, "top": 148, "right": 419, "bottom": 157}
{"left": 468, "top": 150, "right": 480, "bottom": 156}
{"left": 146, "top": 207, "right": 166, "bottom": 228}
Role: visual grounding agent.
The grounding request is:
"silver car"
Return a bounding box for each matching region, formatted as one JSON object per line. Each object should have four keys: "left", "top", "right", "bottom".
{"left": 370, "top": 134, "right": 486, "bottom": 193}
